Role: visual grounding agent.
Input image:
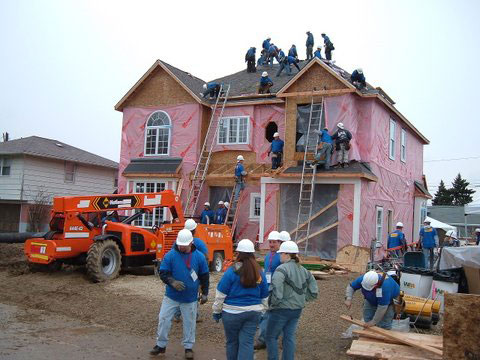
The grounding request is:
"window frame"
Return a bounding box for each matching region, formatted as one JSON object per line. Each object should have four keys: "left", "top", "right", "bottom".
{"left": 64, "top": 161, "right": 76, "bottom": 183}
{"left": 132, "top": 180, "right": 167, "bottom": 227}
{"left": 0, "top": 157, "right": 11, "bottom": 176}
{"left": 375, "top": 206, "right": 384, "bottom": 243}
{"left": 389, "top": 118, "right": 396, "bottom": 160}
{"left": 144, "top": 111, "right": 172, "bottom": 156}
{"left": 400, "top": 128, "right": 407, "bottom": 163}
{"left": 249, "top": 192, "right": 261, "bottom": 220}
{"left": 217, "top": 116, "right": 250, "bottom": 145}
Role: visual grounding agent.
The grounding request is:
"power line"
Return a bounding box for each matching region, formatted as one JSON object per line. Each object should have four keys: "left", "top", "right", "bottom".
{"left": 425, "top": 156, "right": 480, "bottom": 163}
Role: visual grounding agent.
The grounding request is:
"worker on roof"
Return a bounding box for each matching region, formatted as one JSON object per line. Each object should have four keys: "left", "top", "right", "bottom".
{"left": 255, "top": 231, "right": 284, "bottom": 350}
{"left": 345, "top": 270, "right": 400, "bottom": 330}
{"left": 262, "top": 37, "right": 271, "bottom": 52}
{"left": 418, "top": 219, "right": 439, "bottom": 269}
{"left": 265, "top": 241, "right": 318, "bottom": 359}
{"left": 475, "top": 228, "right": 480, "bottom": 245}
{"left": 215, "top": 201, "right": 227, "bottom": 224}
{"left": 310, "top": 127, "right": 333, "bottom": 170}
{"left": 321, "top": 33, "right": 335, "bottom": 61}
{"left": 351, "top": 68, "right": 366, "bottom": 90}
{"left": 387, "top": 222, "right": 407, "bottom": 258}
{"left": 234, "top": 155, "right": 247, "bottom": 201}
{"left": 267, "top": 43, "right": 279, "bottom": 67}
{"left": 268, "top": 132, "right": 284, "bottom": 170}
{"left": 200, "top": 82, "right": 220, "bottom": 99}
{"left": 151, "top": 229, "right": 209, "bottom": 359}
{"left": 444, "top": 230, "right": 460, "bottom": 247}
{"left": 288, "top": 44, "right": 298, "bottom": 59}
{"left": 276, "top": 55, "right": 300, "bottom": 77}
{"left": 278, "top": 48, "right": 285, "bottom": 60}
{"left": 245, "top": 47, "right": 257, "bottom": 73}
{"left": 258, "top": 72, "right": 273, "bottom": 94}
{"left": 212, "top": 239, "right": 269, "bottom": 360}
{"left": 314, "top": 46, "right": 323, "bottom": 59}
{"left": 200, "top": 202, "right": 215, "bottom": 224}
{"left": 332, "top": 123, "right": 352, "bottom": 168}
{"left": 305, "top": 31, "right": 314, "bottom": 60}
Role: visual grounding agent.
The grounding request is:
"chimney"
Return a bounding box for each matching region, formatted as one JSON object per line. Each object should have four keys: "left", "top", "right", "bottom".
{"left": 2, "top": 132, "right": 9, "bottom": 142}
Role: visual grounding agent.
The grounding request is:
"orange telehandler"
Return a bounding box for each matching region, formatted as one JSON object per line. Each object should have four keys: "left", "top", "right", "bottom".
{"left": 24, "top": 190, "right": 233, "bottom": 282}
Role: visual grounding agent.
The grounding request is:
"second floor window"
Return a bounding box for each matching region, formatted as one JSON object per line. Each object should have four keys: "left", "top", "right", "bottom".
{"left": 401, "top": 128, "right": 407, "bottom": 162}
{"left": 218, "top": 116, "right": 249, "bottom": 145}
{"left": 0, "top": 157, "right": 11, "bottom": 176}
{"left": 145, "top": 111, "right": 171, "bottom": 156}
{"left": 389, "top": 118, "right": 396, "bottom": 160}
{"left": 65, "top": 161, "right": 76, "bottom": 183}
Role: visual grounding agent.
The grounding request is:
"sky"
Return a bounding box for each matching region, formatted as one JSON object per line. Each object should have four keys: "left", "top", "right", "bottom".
{"left": 1, "top": 0, "right": 480, "bottom": 201}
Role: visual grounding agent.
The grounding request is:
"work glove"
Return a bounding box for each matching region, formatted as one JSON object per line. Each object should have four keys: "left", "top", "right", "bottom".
{"left": 344, "top": 299, "right": 352, "bottom": 310}
{"left": 170, "top": 280, "right": 186, "bottom": 291}
{"left": 212, "top": 313, "right": 222, "bottom": 323}
{"left": 199, "top": 294, "right": 208, "bottom": 304}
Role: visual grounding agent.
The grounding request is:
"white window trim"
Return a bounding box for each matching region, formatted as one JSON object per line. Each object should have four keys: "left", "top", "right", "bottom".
{"left": 249, "top": 192, "right": 261, "bottom": 221}
{"left": 64, "top": 161, "right": 76, "bottom": 183}
{"left": 376, "top": 206, "right": 384, "bottom": 243}
{"left": 131, "top": 179, "right": 173, "bottom": 227}
{"left": 0, "top": 157, "right": 11, "bottom": 176}
{"left": 389, "top": 118, "right": 396, "bottom": 160}
{"left": 400, "top": 128, "right": 406, "bottom": 163}
{"left": 144, "top": 111, "right": 172, "bottom": 156}
{"left": 217, "top": 116, "right": 250, "bottom": 145}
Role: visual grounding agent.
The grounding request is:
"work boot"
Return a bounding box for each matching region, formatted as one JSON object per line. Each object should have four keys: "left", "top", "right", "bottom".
{"left": 254, "top": 341, "right": 266, "bottom": 350}
{"left": 150, "top": 345, "right": 166, "bottom": 355}
{"left": 185, "top": 349, "right": 194, "bottom": 359}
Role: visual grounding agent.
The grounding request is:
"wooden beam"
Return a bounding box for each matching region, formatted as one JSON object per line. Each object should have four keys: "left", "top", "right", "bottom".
{"left": 353, "top": 330, "right": 443, "bottom": 350}
{"left": 348, "top": 340, "right": 441, "bottom": 360}
{"left": 277, "top": 88, "right": 355, "bottom": 98}
{"left": 340, "top": 315, "right": 443, "bottom": 357}
{"left": 208, "top": 163, "right": 229, "bottom": 175}
{"left": 290, "top": 199, "right": 338, "bottom": 236}
{"left": 297, "top": 221, "right": 339, "bottom": 244}
{"left": 223, "top": 99, "right": 284, "bottom": 107}
{"left": 175, "top": 178, "right": 184, "bottom": 196}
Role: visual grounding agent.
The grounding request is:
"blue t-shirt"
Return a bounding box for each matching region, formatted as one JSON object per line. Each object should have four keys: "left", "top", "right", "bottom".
{"left": 217, "top": 266, "right": 269, "bottom": 307}
{"left": 215, "top": 207, "right": 227, "bottom": 224}
{"left": 260, "top": 76, "right": 273, "bottom": 86}
{"left": 314, "top": 50, "right": 322, "bottom": 59}
{"left": 207, "top": 82, "right": 218, "bottom": 90}
{"left": 350, "top": 274, "right": 400, "bottom": 306}
{"left": 387, "top": 230, "right": 405, "bottom": 249}
{"left": 288, "top": 47, "right": 297, "bottom": 57}
{"left": 200, "top": 209, "right": 214, "bottom": 224}
{"left": 193, "top": 237, "right": 208, "bottom": 257}
{"left": 271, "top": 139, "right": 284, "bottom": 153}
{"left": 235, "top": 163, "right": 245, "bottom": 177}
{"left": 419, "top": 226, "right": 438, "bottom": 249}
{"left": 320, "top": 129, "right": 333, "bottom": 144}
{"left": 264, "top": 252, "right": 281, "bottom": 274}
{"left": 160, "top": 247, "right": 209, "bottom": 303}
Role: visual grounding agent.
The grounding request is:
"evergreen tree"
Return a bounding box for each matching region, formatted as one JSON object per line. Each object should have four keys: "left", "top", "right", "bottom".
{"left": 450, "top": 173, "right": 475, "bottom": 206}
{"left": 432, "top": 180, "right": 453, "bottom": 205}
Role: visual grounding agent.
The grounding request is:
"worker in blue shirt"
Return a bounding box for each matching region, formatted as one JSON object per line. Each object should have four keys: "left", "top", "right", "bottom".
{"left": 200, "top": 202, "right": 215, "bottom": 224}
{"left": 258, "top": 37, "right": 271, "bottom": 66}
{"left": 258, "top": 71, "right": 273, "bottom": 94}
{"left": 278, "top": 48, "right": 285, "bottom": 59}
{"left": 215, "top": 201, "right": 227, "bottom": 224}
{"left": 387, "top": 222, "right": 407, "bottom": 258}
{"left": 311, "top": 128, "right": 333, "bottom": 170}
{"left": 151, "top": 229, "right": 209, "bottom": 358}
{"left": 418, "top": 219, "right": 439, "bottom": 269}
{"left": 476, "top": 228, "right": 480, "bottom": 245}
{"left": 267, "top": 43, "right": 279, "bottom": 67}
{"left": 234, "top": 155, "right": 247, "bottom": 200}
{"left": 245, "top": 47, "right": 256, "bottom": 73}
{"left": 288, "top": 44, "right": 298, "bottom": 59}
{"left": 321, "top": 33, "right": 335, "bottom": 61}
{"left": 200, "top": 82, "right": 220, "bottom": 99}
{"left": 305, "top": 31, "right": 314, "bottom": 60}
{"left": 351, "top": 68, "right": 366, "bottom": 89}
{"left": 314, "top": 46, "right": 322, "bottom": 59}
{"left": 345, "top": 270, "right": 400, "bottom": 330}
{"left": 268, "top": 132, "right": 284, "bottom": 169}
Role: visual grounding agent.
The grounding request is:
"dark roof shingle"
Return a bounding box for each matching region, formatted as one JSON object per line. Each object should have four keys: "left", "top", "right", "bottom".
{"left": 161, "top": 61, "right": 206, "bottom": 97}
{"left": 123, "top": 157, "right": 181, "bottom": 175}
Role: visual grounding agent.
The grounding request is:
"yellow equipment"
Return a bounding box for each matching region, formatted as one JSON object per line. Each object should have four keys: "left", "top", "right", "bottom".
{"left": 402, "top": 292, "right": 441, "bottom": 328}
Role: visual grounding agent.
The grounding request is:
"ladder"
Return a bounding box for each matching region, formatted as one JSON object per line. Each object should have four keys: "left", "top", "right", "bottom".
{"left": 185, "top": 84, "right": 231, "bottom": 217}
{"left": 224, "top": 183, "right": 242, "bottom": 237}
{"left": 294, "top": 97, "right": 325, "bottom": 254}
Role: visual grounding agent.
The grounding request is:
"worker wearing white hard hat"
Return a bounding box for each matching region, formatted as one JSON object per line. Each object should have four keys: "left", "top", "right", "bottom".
{"left": 345, "top": 270, "right": 400, "bottom": 330}
{"left": 259, "top": 71, "right": 273, "bottom": 94}
{"left": 476, "top": 228, "right": 480, "bottom": 245}
{"left": 224, "top": 202, "right": 229, "bottom": 209}
{"left": 265, "top": 241, "right": 318, "bottom": 359}
{"left": 351, "top": 68, "right": 366, "bottom": 90}
{"left": 213, "top": 239, "right": 268, "bottom": 360}
{"left": 332, "top": 123, "right": 352, "bottom": 168}
{"left": 279, "top": 231, "right": 291, "bottom": 242}
{"left": 314, "top": 45, "right": 322, "bottom": 60}
{"left": 268, "top": 131, "right": 284, "bottom": 170}
{"left": 386, "top": 222, "right": 407, "bottom": 258}
{"left": 444, "top": 229, "right": 460, "bottom": 247}
{"left": 200, "top": 82, "right": 221, "bottom": 100}
{"left": 151, "top": 228, "right": 210, "bottom": 357}
{"left": 200, "top": 202, "right": 214, "bottom": 225}
{"left": 234, "top": 155, "right": 248, "bottom": 201}
{"left": 419, "top": 220, "right": 439, "bottom": 270}
{"left": 214, "top": 201, "right": 227, "bottom": 224}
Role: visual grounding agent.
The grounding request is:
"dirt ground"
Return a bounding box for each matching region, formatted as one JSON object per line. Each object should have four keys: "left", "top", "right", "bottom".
{"left": 0, "top": 243, "right": 365, "bottom": 359}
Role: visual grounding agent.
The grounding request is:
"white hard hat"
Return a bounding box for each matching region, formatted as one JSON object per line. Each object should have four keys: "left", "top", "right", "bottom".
{"left": 278, "top": 241, "right": 299, "bottom": 254}
{"left": 236, "top": 239, "right": 255, "bottom": 253}
{"left": 337, "top": 122, "right": 345, "bottom": 129}
{"left": 184, "top": 219, "right": 197, "bottom": 231}
{"left": 446, "top": 230, "right": 457, "bottom": 239}
{"left": 273, "top": 132, "right": 279, "bottom": 137}
{"left": 317, "top": 46, "right": 321, "bottom": 49}
{"left": 361, "top": 270, "right": 379, "bottom": 291}
{"left": 396, "top": 222, "right": 404, "bottom": 228}
{"left": 424, "top": 219, "right": 431, "bottom": 224}
{"left": 203, "top": 84, "right": 207, "bottom": 90}
{"left": 237, "top": 155, "right": 244, "bottom": 161}
{"left": 218, "top": 201, "right": 224, "bottom": 205}
{"left": 267, "top": 231, "right": 281, "bottom": 241}
{"left": 279, "top": 231, "right": 291, "bottom": 242}
{"left": 476, "top": 228, "right": 480, "bottom": 233}
{"left": 262, "top": 71, "right": 268, "bottom": 77}
{"left": 224, "top": 202, "right": 229, "bottom": 208}
{"left": 204, "top": 202, "right": 210, "bottom": 207}
{"left": 357, "top": 68, "right": 363, "bottom": 74}
{"left": 176, "top": 229, "right": 193, "bottom": 246}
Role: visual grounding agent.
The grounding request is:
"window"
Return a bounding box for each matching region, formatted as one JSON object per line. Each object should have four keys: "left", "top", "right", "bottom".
{"left": 249, "top": 193, "right": 261, "bottom": 220}
{"left": 375, "top": 206, "right": 384, "bottom": 242}
{"left": 387, "top": 210, "right": 393, "bottom": 234}
{"left": 218, "top": 116, "right": 249, "bottom": 145}
{"left": 401, "top": 129, "right": 406, "bottom": 162}
{"left": 0, "top": 157, "right": 11, "bottom": 176}
{"left": 133, "top": 181, "right": 166, "bottom": 227}
{"left": 145, "top": 111, "right": 171, "bottom": 156}
{"left": 389, "top": 119, "right": 396, "bottom": 160}
{"left": 64, "top": 161, "right": 76, "bottom": 183}
{"left": 420, "top": 201, "right": 427, "bottom": 223}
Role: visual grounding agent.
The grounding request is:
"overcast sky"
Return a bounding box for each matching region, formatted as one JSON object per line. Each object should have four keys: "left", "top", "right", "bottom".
{"left": 1, "top": 0, "right": 479, "bottom": 200}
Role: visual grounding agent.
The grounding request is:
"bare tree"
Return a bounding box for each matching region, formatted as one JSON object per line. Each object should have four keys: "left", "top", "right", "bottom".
{"left": 27, "top": 189, "right": 52, "bottom": 232}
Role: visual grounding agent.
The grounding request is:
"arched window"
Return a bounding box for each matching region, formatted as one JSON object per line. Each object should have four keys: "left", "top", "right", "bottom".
{"left": 145, "top": 111, "right": 171, "bottom": 155}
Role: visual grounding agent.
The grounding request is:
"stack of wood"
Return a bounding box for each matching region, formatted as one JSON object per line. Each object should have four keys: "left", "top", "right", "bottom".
{"left": 341, "top": 316, "right": 442, "bottom": 359}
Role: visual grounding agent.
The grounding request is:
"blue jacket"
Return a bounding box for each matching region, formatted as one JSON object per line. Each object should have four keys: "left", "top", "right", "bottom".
{"left": 387, "top": 230, "right": 406, "bottom": 250}
{"left": 320, "top": 129, "right": 333, "bottom": 144}
{"left": 246, "top": 47, "right": 255, "bottom": 59}
{"left": 271, "top": 139, "right": 284, "bottom": 153}
{"left": 322, "top": 35, "right": 330, "bottom": 44}
{"left": 207, "top": 82, "right": 219, "bottom": 90}
{"left": 351, "top": 70, "right": 366, "bottom": 83}
{"left": 264, "top": 251, "right": 282, "bottom": 274}
{"left": 215, "top": 207, "right": 227, "bottom": 224}
{"left": 217, "top": 266, "right": 269, "bottom": 307}
{"left": 419, "top": 226, "right": 438, "bottom": 249}
{"left": 235, "top": 162, "right": 245, "bottom": 177}
{"left": 287, "top": 56, "right": 297, "bottom": 65}
{"left": 306, "top": 33, "right": 314, "bottom": 47}
{"left": 314, "top": 49, "right": 322, "bottom": 59}
{"left": 288, "top": 46, "right": 297, "bottom": 57}
{"left": 268, "top": 45, "right": 277, "bottom": 55}
{"left": 262, "top": 39, "right": 271, "bottom": 50}
{"left": 200, "top": 209, "right": 215, "bottom": 224}
{"left": 278, "top": 50, "right": 285, "bottom": 59}
{"left": 260, "top": 76, "right": 273, "bottom": 86}
{"left": 193, "top": 237, "right": 208, "bottom": 257}
{"left": 159, "top": 245, "right": 209, "bottom": 303}
{"left": 351, "top": 274, "right": 400, "bottom": 307}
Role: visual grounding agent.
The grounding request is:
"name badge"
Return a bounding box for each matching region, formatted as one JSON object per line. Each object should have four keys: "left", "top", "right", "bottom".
{"left": 266, "top": 272, "right": 272, "bottom": 284}
{"left": 376, "top": 288, "right": 383, "bottom": 297}
{"left": 190, "top": 269, "right": 198, "bottom": 282}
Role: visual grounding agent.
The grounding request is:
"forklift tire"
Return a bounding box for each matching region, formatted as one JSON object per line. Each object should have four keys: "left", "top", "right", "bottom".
{"left": 210, "top": 252, "right": 224, "bottom": 272}
{"left": 28, "top": 261, "right": 62, "bottom": 273}
{"left": 86, "top": 240, "right": 122, "bottom": 282}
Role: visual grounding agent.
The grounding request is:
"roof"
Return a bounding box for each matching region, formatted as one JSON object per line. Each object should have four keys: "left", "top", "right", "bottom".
{"left": 0, "top": 136, "right": 118, "bottom": 169}
{"left": 414, "top": 180, "right": 432, "bottom": 198}
{"left": 282, "top": 160, "right": 377, "bottom": 181}
{"left": 123, "top": 157, "right": 182, "bottom": 175}
{"left": 427, "top": 206, "right": 480, "bottom": 225}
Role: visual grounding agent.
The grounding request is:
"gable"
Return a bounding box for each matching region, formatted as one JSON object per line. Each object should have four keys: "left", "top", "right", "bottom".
{"left": 285, "top": 61, "right": 349, "bottom": 94}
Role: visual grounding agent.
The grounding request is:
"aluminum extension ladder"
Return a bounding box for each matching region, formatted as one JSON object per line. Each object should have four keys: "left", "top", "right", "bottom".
{"left": 184, "top": 84, "right": 231, "bottom": 217}
{"left": 294, "top": 97, "right": 325, "bottom": 254}
{"left": 224, "top": 184, "right": 242, "bottom": 237}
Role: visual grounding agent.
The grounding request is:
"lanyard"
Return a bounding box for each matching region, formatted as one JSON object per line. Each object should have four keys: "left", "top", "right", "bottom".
{"left": 182, "top": 253, "right": 192, "bottom": 269}
{"left": 268, "top": 252, "right": 275, "bottom": 272}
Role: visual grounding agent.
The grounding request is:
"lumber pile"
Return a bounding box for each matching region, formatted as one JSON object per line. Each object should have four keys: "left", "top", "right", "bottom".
{"left": 336, "top": 245, "right": 370, "bottom": 273}
{"left": 341, "top": 315, "right": 443, "bottom": 359}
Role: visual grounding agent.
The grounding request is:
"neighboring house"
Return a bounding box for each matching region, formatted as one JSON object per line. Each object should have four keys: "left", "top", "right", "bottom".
{"left": 115, "top": 58, "right": 431, "bottom": 260}
{"left": 0, "top": 136, "right": 118, "bottom": 232}
{"left": 428, "top": 206, "right": 480, "bottom": 238}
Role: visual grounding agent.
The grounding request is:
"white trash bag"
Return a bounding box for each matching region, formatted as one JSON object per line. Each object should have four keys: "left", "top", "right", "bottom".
{"left": 391, "top": 318, "right": 410, "bottom": 332}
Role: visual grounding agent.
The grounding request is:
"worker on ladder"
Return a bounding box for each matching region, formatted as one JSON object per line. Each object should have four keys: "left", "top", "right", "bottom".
{"left": 310, "top": 127, "right": 333, "bottom": 170}
{"left": 386, "top": 222, "right": 407, "bottom": 258}
{"left": 268, "top": 132, "right": 284, "bottom": 169}
{"left": 234, "top": 155, "right": 247, "bottom": 201}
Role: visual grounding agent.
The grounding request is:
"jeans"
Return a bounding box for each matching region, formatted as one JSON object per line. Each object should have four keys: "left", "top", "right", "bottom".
{"left": 325, "top": 48, "right": 332, "bottom": 60}
{"left": 257, "top": 311, "right": 269, "bottom": 344}
{"left": 234, "top": 181, "right": 245, "bottom": 200}
{"left": 306, "top": 45, "right": 313, "bottom": 60}
{"left": 336, "top": 143, "right": 349, "bottom": 164}
{"left": 423, "top": 248, "right": 434, "bottom": 269}
{"left": 174, "top": 301, "right": 199, "bottom": 321}
{"left": 222, "top": 310, "right": 261, "bottom": 360}
{"left": 247, "top": 58, "right": 256, "bottom": 73}
{"left": 156, "top": 296, "right": 197, "bottom": 349}
{"left": 266, "top": 308, "right": 302, "bottom": 360}
{"left": 276, "top": 63, "right": 291, "bottom": 77}
{"left": 271, "top": 152, "right": 282, "bottom": 169}
{"left": 314, "top": 142, "right": 332, "bottom": 169}
{"left": 363, "top": 301, "right": 395, "bottom": 330}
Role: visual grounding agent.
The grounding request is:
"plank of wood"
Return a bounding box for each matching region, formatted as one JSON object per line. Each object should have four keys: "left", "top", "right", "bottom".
{"left": 289, "top": 199, "right": 338, "bottom": 236}
{"left": 348, "top": 339, "right": 441, "bottom": 360}
{"left": 175, "top": 178, "right": 184, "bottom": 196}
{"left": 277, "top": 88, "right": 355, "bottom": 98}
{"left": 353, "top": 330, "right": 443, "bottom": 350}
{"left": 340, "top": 316, "right": 443, "bottom": 357}
{"left": 297, "top": 221, "right": 339, "bottom": 245}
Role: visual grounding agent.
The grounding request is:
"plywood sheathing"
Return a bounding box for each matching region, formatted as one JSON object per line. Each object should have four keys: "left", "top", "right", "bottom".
{"left": 336, "top": 245, "right": 371, "bottom": 273}
{"left": 287, "top": 62, "right": 349, "bottom": 93}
